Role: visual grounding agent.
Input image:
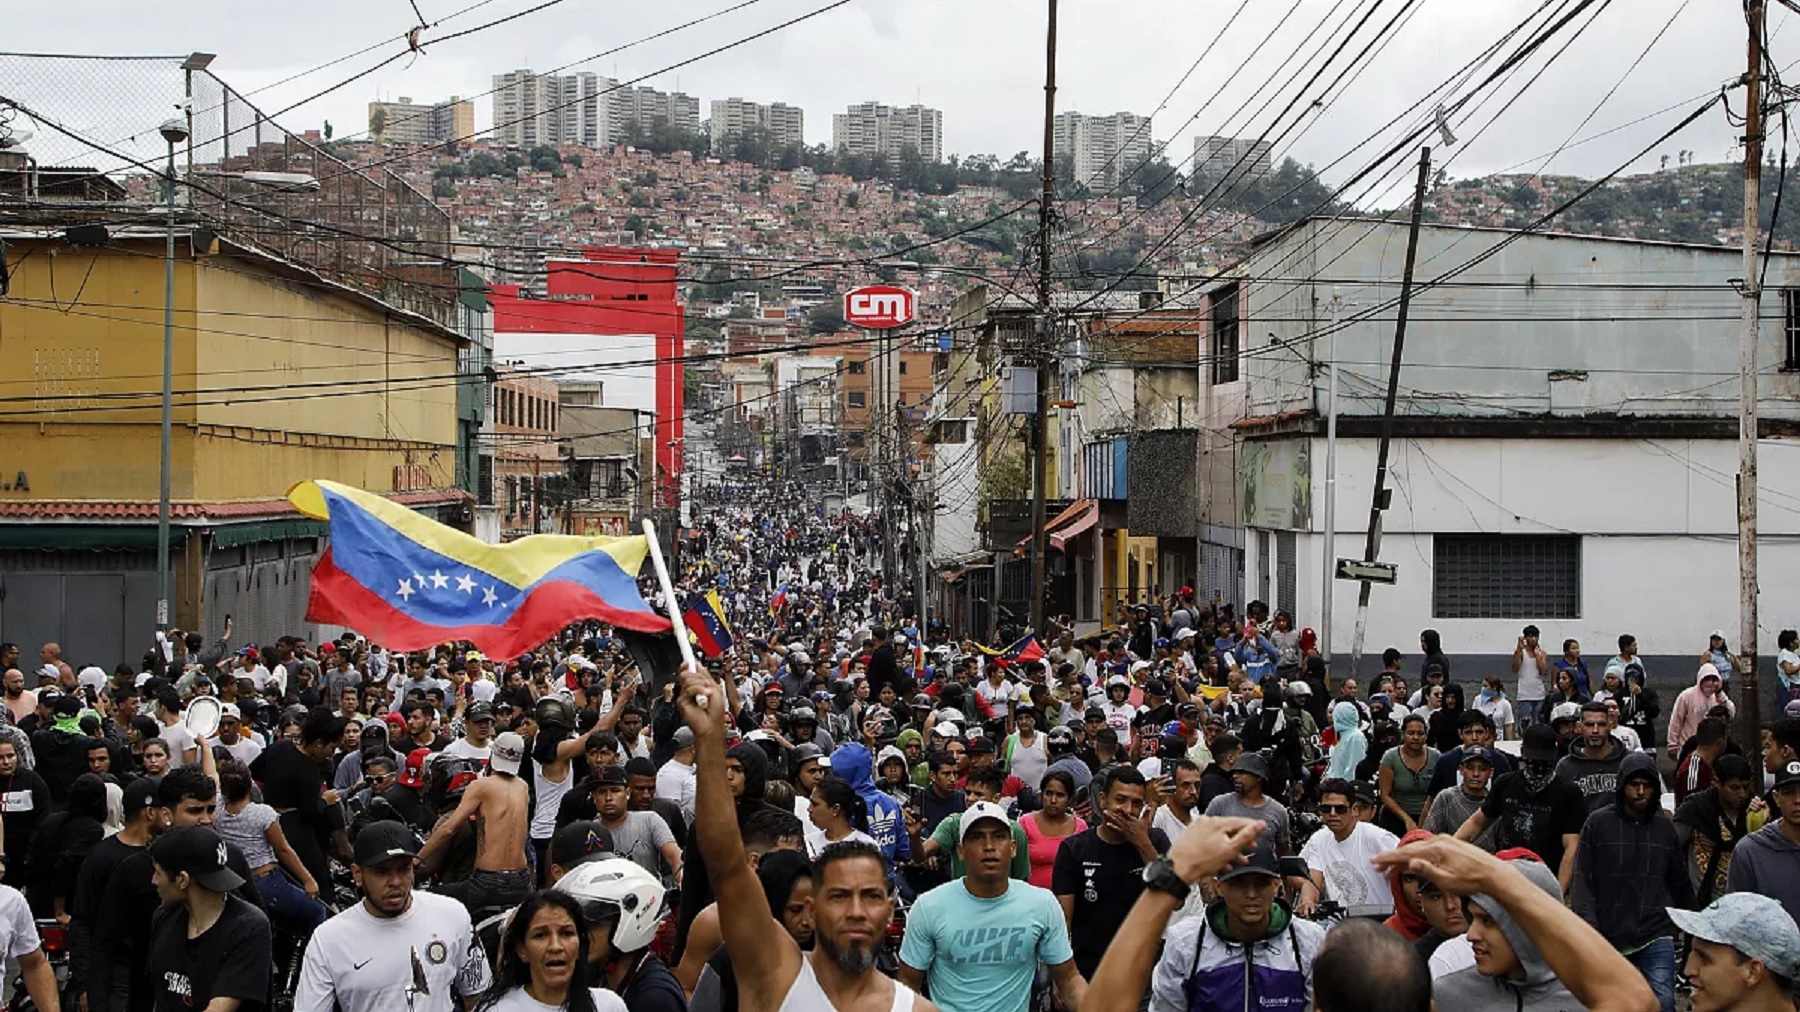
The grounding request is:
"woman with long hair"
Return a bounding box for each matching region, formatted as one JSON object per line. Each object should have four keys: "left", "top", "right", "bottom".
{"left": 804, "top": 774, "right": 876, "bottom": 857}
{"left": 1536, "top": 667, "right": 1589, "bottom": 725}
{"left": 1020, "top": 769, "right": 1085, "bottom": 889}
{"left": 1377, "top": 714, "right": 1440, "bottom": 834}
{"left": 478, "top": 891, "right": 626, "bottom": 1012}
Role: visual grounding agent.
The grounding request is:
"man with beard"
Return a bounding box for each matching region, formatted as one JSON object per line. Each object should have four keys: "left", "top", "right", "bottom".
{"left": 1556, "top": 703, "right": 1629, "bottom": 815}
{"left": 294, "top": 822, "right": 490, "bottom": 1012}
{"left": 1456, "top": 723, "right": 1586, "bottom": 894}
{"left": 2, "top": 665, "right": 34, "bottom": 725}
{"left": 679, "top": 663, "right": 934, "bottom": 1012}
{"left": 1571, "top": 752, "right": 1692, "bottom": 1012}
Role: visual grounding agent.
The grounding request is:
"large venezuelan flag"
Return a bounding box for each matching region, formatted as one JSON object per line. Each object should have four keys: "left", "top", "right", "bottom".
{"left": 290, "top": 480, "right": 670, "bottom": 657}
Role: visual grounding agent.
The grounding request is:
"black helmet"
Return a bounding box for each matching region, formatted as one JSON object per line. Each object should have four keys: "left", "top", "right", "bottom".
{"left": 535, "top": 697, "right": 576, "bottom": 732}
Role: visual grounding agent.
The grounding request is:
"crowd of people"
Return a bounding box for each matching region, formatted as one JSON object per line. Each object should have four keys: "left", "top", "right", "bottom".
{"left": 2, "top": 480, "right": 1799, "bottom": 1012}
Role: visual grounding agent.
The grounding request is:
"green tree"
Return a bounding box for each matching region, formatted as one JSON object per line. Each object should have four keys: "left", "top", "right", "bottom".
{"left": 806, "top": 303, "right": 846, "bottom": 334}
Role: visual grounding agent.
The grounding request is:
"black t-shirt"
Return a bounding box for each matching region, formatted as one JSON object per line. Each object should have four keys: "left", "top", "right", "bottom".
{"left": 72, "top": 835, "right": 144, "bottom": 924}
{"left": 1051, "top": 826, "right": 1172, "bottom": 978}
{"left": 148, "top": 894, "right": 272, "bottom": 1012}
{"left": 1479, "top": 771, "right": 1588, "bottom": 871}
{"left": 622, "top": 954, "right": 686, "bottom": 1012}
{"left": 0, "top": 768, "right": 52, "bottom": 883}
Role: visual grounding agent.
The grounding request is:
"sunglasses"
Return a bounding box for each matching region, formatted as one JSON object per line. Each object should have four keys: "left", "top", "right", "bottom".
{"left": 1318, "top": 803, "right": 1350, "bottom": 814}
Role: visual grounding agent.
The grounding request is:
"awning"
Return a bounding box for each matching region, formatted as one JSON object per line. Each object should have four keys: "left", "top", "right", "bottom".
{"left": 1016, "top": 498, "right": 1099, "bottom": 553}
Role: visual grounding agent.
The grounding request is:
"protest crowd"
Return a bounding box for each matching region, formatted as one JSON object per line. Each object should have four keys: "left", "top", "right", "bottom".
{"left": 5, "top": 477, "right": 1800, "bottom": 1012}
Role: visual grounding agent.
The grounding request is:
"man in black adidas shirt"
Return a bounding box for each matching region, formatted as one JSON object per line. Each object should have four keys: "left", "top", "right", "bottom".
{"left": 146, "top": 825, "right": 271, "bottom": 1012}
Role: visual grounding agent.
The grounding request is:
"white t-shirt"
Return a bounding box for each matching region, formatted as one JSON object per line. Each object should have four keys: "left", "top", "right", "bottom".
{"left": 0, "top": 885, "right": 39, "bottom": 960}
{"left": 482, "top": 987, "right": 627, "bottom": 1012}
{"left": 442, "top": 737, "right": 492, "bottom": 762}
{"left": 655, "top": 759, "right": 697, "bottom": 825}
{"left": 294, "top": 892, "right": 492, "bottom": 1012}
{"left": 220, "top": 736, "right": 265, "bottom": 767}
{"left": 975, "top": 679, "right": 1020, "bottom": 714}
{"left": 804, "top": 827, "right": 879, "bottom": 859}
{"left": 1299, "top": 822, "right": 1400, "bottom": 913}
{"left": 1101, "top": 701, "right": 1139, "bottom": 736}
{"left": 159, "top": 721, "right": 199, "bottom": 762}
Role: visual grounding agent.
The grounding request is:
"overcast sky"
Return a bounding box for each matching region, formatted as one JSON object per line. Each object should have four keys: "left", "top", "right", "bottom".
{"left": 2, "top": 0, "right": 1789, "bottom": 203}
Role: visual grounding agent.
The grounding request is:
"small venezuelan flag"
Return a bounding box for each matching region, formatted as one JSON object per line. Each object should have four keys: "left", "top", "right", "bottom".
{"left": 290, "top": 479, "right": 669, "bottom": 657}
{"left": 683, "top": 589, "right": 734, "bottom": 658}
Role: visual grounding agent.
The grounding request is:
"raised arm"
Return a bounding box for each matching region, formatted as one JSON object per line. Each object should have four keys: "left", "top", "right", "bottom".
{"left": 1374, "top": 834, "right": 1657, "bottom": 1012}
{"left": 678, "top": 664, "right": 801, "bottom": 1010}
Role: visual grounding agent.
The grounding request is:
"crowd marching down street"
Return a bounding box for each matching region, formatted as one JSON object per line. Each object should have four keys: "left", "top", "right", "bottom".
{"left": 4, "top": 476, "right": 1800, "bottom": 1012}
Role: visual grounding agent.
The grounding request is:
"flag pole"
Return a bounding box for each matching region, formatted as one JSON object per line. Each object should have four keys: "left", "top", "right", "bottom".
{"left": 641, "top": 519, "right": 704, "bottom": 705}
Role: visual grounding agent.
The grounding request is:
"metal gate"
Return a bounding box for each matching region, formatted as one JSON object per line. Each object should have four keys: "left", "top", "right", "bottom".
{"left": 0, "top": 549, "right": 159, "bottom": 670}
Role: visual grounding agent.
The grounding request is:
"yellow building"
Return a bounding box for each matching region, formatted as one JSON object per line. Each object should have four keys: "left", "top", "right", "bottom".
{"left": 0, "top": 229, "right": 468, "bottom": 657}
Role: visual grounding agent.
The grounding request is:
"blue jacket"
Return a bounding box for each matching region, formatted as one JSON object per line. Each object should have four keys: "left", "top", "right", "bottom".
{"left": 830, "top": 743, "right": 910, "bottom": 868}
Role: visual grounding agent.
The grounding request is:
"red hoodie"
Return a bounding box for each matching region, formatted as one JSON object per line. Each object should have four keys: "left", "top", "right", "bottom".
{"left": 1382, "top": 828, "right": 1436, "bottom": 940}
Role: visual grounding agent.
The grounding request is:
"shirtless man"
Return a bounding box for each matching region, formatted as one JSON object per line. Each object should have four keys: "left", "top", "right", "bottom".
{"left": 680, "top": 664, "right": 937, "bottom": 1012}
{"left": 418, "top": 731, "right": 532, "bottom": 914}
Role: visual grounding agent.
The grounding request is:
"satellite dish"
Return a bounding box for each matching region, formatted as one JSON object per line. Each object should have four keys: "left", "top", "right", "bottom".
{"left": 185, "top": 695, "right": 222, "bottom": 740}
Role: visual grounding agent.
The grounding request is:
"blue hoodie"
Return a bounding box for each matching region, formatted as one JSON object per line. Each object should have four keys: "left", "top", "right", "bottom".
{"left": 830, "top": 742, "right": 910, "bottom": 869}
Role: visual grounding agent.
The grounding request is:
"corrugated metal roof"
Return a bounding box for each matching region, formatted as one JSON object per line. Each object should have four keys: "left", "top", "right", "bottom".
{"left": 0, "top": 488, "right": 469, "bottom": 524}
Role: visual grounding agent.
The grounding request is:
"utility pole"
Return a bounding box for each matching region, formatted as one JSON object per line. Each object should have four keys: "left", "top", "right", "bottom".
{"left": 1028, "top": 0, "right": 1059, "bottom": 638}
{"left": 1321, "top": 291, "right": 1343, "bottom": 664}
{"left": 1737, "top": 0, "right": 1766, "bottom": 749}
{"left": 1349, "top": 146, "right": 1431, "bottom": 679}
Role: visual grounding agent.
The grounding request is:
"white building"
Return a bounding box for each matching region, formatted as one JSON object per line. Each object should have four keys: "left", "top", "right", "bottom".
{"left": 617, "top": 86, "right": 701, "bottom": 137}
{"left": 492, "top": 70, "right": 618, "bottom": 148}
{"left": 832, "top": 102, "right": 944, "bottom": 162}
{"left": 1229, "top": 217, "right": 1800, "bottom": 672}
{"left": 1193, "top": 135, "right": 1273, "bottom": 183}
{"left": 709, "top": 97, "right": 806, "bottom": 149}
{"left": 1054, "top": 111, "right": 1155, "bottom": 188}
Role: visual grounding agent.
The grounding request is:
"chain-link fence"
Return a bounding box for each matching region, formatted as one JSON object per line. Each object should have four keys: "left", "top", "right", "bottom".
{"left": 0, "top": 53, "right": 456, "bottom": 328}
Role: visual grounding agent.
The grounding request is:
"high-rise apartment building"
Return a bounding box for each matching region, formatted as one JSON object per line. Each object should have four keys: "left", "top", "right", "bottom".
{"left": 708, "top": 97, "right": 806, "bottom": 149}
{"left": 367, "top": 96, "right": 475, "bottom": 145}
{"left": 1192, "top": 135, "right": 1274, "bottom": 182}
{"left": 616, "top": 86, "right": 701, "bottom": 137}
{"left": 831, "top": 102, "right": 943, "bottom": 162}
{"left": 492, "top": 69, "right": 700, "bottom": 147}
{"left": 1053, "top": 111, "right": 1154, "bottom": 188}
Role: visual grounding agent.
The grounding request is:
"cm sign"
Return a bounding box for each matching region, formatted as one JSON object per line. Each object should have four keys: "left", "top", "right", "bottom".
{"left": 844, "top": 285, "right": 916, "bottom": 329}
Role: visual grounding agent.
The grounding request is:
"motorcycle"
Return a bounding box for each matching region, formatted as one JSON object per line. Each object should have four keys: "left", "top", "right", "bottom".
{"left": 8, "top": 919, "right": 69, "bottom": 1012}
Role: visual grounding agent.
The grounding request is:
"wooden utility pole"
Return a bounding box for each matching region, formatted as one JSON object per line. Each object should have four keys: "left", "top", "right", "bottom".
{"left": 1349, "top": 146, "right": 1432, "bottom": 678}
{"left": 1737, "top": 0, "right": 1766, "bottom": 748}
{"left": 1028, "top": 0, "right": 1059, "bottom": 637}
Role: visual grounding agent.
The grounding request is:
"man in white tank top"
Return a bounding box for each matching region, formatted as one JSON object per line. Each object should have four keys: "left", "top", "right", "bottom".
{"left": 677, "top": 664, "right": 936, "bottom": 1012}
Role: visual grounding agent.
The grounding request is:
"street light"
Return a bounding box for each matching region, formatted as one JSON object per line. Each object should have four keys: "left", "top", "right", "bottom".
{"left": 156, "top": 116, "right": 187, "bottom": 631}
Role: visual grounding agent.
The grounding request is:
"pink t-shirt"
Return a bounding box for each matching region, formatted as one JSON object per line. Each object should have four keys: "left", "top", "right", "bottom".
{"left": 1020, "top": 811, "right": 1087, "bottom": 889}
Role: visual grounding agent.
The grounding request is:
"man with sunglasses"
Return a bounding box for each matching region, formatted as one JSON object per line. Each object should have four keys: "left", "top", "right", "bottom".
{"left": 1297, "top": 778, "right": 1399, "bottom": 918}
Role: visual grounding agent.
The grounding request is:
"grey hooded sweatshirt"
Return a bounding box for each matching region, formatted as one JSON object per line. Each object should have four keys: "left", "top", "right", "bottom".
{"left": 1432, "top": 859, "right": 1580, "bottom": 1012}
{"left": 1726, "top": 809, "right": 1800, "bottom": 927}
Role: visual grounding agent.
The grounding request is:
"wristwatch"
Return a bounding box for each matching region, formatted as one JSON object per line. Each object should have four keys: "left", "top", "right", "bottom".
{"left": 1141, "top": 856, "right": 1191, "bottom": 901}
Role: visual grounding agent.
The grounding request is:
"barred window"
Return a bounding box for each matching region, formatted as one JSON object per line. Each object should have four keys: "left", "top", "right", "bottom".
{"left": 1432, "top": 534, "right": 1581, "bottom": 619}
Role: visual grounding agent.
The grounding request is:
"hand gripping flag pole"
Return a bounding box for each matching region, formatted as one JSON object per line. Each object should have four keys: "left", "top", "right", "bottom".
{"left": 641, "top": 518, "right": 708, "bottom": 709}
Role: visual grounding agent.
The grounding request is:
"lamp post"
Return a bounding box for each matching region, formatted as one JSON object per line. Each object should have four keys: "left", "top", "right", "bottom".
{"left": 155, "top": 117, "right": 188, "bottom": 631}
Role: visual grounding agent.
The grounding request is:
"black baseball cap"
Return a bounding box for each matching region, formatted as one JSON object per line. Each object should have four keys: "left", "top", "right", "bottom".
{"left": 123, "top": 776, "right": 162, "bottom": 815}
{"left": 591, "top": 765, "right": 629, "bottom": 788}
{"left": 968, "top": 737, "right": 997, "bottom": 755}
{"left": 149, "top": 825, "right": 245, "bottom": 892}
{"left": 550, "top": 820, "right": 616, "bottom": 870}
{"left": 353, "top": 820, "right": 420, "bottom": 867}
{"left": 465, "top": 702, "right": 495, "bottom": 723}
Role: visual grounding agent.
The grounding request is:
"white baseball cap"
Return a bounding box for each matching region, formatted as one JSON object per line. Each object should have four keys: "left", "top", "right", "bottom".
{"left": 959, "top": 801, "right": 1012, "bottom": 843}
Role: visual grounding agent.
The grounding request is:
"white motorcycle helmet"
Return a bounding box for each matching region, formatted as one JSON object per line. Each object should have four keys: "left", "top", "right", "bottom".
{"left": 552, "top": 857, "right": 667, "bottom": 954}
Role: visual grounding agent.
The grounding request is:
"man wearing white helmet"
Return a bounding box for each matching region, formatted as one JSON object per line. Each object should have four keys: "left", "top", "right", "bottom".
{"left": 553, "top": 857, "right": 686, "bottom": 1012}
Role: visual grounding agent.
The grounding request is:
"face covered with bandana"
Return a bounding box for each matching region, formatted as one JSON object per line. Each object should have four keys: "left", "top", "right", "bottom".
{"left": 1519, "top": 758, "right": 1559, "bottom": 794}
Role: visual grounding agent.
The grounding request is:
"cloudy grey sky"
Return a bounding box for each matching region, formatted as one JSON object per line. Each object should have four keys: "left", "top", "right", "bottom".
{"left": 2, "top": 0, "right": 1788, "bottom": 201}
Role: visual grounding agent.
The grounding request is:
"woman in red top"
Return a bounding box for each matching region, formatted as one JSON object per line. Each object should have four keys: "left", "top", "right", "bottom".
{"left": 1019, "top": 769, "right": 1085, "bottom": 888}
